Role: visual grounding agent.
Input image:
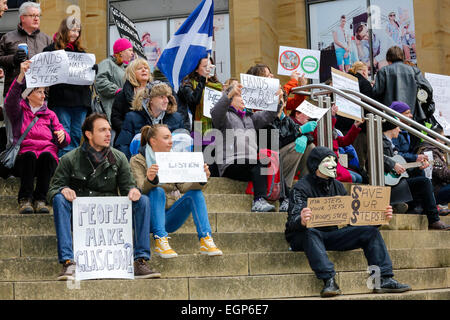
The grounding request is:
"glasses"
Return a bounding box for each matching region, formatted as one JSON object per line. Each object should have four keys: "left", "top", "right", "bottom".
{"left": 23, "top": 14, "right": 41, "bottom": 19}
{"left": 389, "top": 14, "right": 396, "bottom": 17}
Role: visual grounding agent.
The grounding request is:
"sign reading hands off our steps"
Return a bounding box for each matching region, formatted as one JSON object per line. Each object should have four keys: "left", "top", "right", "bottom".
{"left": 72, "top": 197, "right": 135, "bottom": 281}
{"left": 307, "top": 185, "right": 391, "bottom": 228}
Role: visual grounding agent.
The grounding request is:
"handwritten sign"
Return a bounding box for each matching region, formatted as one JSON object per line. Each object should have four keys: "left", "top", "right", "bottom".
{"left": 25, "top": 50, "right": 95, "bottom": 88}
{"left": 307, "top": 196, "right": 351, "bottom": 228}
{"left": 72, "top": 197, "right": 134, "bottom": 281}
{"left": 155, "top": 152, "right": 207, "bottom": 183}
{"left": 277, "top": 46, "right": 321, "bottom": 79}
{"left": 240, "top": 73, "right": 280, "bottom": 112}
{"left": 110, "top": 6, "right": 145, "bottom": 59}
{"left": 203, "top": 87, "right": 222, "bottom": 118}
{"left": 424, "top": 73, "right": 450, "bottom": 135}
{"left": 25, "top": 50, "right": 69, "bottom": 88}
{"left": 331, "top": 68, "right": 362, "bottom": 122}
{"left": 296, "top": 100, "right": 329, "bottom": 120}
{"left": 67, "top": 52, "right": 96, "bottom": 85}
{"left": 350, "top": 185, "right": 390, "bottom": 226}
{"left": 306, "top": 186, "right": 391, "bottom": 228}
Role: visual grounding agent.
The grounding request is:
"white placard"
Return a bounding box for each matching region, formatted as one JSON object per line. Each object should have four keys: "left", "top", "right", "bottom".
{"left": 240, "top": 73, "right": 280, "bottom": 112}
{"left": 67, "top": 52, "right": 96, "bottom": 85}
{"left": 277, "top": 46, "right": 321, "bottom": 79}
{"left": 203, "top": 87, "right": 223, "bottom": 118}
{"left": 424, "top": 151, "right": 433, "bottom": 180}
{"left": 155, "top": 152, "right": 207, "bottom": 183}
{"left": 72, "top": 197, "right": 134, "bottom": 281}
{"left": 331, "top": 68, "right": 362, "bottom": 121}
{"left": 25, "top": 50, "right": 95, "bottom": 88}
{"left": 425, "top": 73, "right": 450, "bottom": 135}
{"left": 296, "top": 100, "right": 330, "bottom": 120}
{"left": 25, "top": 50, "right": 69, "bottom": 88}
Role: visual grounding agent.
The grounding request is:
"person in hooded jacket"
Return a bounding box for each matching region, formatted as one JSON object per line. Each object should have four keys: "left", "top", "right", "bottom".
{"left": 285, "top": 146, "right": 411, "bottom": 298}
{"left": 4, "top": 60, "right": 69, "bottom": 214}
{"left": 114, "top": 80, "right": 184, "bottom": 160}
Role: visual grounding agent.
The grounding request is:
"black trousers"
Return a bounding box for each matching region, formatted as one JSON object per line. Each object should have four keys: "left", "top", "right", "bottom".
{"left": 14, "top": 151, "right": 57, "bottom": 202}
{"left": 222, "top": 162, "right": 268, "bottom": 200}
{"left": 406, "top": 175, "right": 440, "bottom": 224}
{"left": 289, "top": 226, "right": 394, "bottom": 280}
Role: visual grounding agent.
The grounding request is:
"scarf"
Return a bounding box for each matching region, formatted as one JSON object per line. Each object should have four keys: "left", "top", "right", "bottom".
{"left": 230, "top": 106, "right": 246, "bottom": 119}
{"left": 82, "top": 143, "right": 110, "bottom": 169}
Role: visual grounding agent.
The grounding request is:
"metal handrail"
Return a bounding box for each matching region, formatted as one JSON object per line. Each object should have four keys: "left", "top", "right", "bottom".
{"left": 292, "top": 84, "right": 450, "bottom": 154}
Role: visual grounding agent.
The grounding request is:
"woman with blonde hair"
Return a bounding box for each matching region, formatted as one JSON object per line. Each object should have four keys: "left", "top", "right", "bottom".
{"left": 114, "top": 80, "right": 184, "bottom": 159}
{"left": 111, "top": 58, "right": 152, "bottom": 138}
{"left": 130, "top": 124, "right": 222, "bottom": 258}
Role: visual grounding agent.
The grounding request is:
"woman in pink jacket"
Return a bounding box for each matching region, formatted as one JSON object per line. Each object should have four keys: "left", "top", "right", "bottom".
{"left": 4, "top": 60, "right": 70, "bottom": 214}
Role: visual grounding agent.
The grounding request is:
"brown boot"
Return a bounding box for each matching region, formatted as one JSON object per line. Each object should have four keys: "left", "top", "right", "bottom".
{"left": 19, "top": 199, "right": 34, "bottom": 214}
{"left": 428, "top": 220, "right": 450, "bottom": 230}
{"left": 33, "top": 200, "right": 50, "bottom": 214}
{"left": 134, "top": 258, "right": 161, "bottom": 279}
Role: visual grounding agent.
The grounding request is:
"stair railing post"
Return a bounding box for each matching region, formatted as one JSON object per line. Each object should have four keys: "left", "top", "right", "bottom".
{"left": 316, "top": 95, "right": 326, "bottom": 147}
{"left": 374, "top": 115, "right": 385, "bottom": 186}
{"left": 366, "top": 113, "right": 377, "bottom": 186}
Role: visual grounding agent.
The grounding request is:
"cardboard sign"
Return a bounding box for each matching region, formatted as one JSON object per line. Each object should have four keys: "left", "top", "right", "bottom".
{"left": 296, "top": 100, "right": 330, "bottom": 120}
{"left": 25, "top": 50, "right": 95, "bottom": 88}
{"left": 306, "top": 186, "right": 391, "bottom": 228}
{"left": 331, "top": 68, "right": 362, "bottom": 122}
{"left": 110, "top": 6, "right": 146, "bottom": 59}
{"left": 277, "top": 46, "right": 321, "bottom": 79}
{"left": 306, "top": 196, "right": 352, "bottom": 228}
{"left": 203, "top": 87, "right": 222, "bottom": 118}
{"left": 425, "top": 73, "right": 450, "bottom": 135}
{"left": 349, "top": 185, "right": 390, "bottom": 226}
{"left": 72, "top": 197, "right": 135, "bottom": 281}
{"left": 240, "top": 73, "right": 280, "bottom": 112}
{"left": 155, "top": 152, "right": 207, "bottom": 183}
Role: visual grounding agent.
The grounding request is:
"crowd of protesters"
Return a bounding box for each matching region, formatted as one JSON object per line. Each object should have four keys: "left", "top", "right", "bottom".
{"left": 0, "top": 1, "right": 448, "bottom": 297}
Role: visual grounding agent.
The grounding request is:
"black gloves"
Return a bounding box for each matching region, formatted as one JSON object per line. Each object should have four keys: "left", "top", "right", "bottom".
{"left": 13, "top": 49, "right": 27, "bottom": 65}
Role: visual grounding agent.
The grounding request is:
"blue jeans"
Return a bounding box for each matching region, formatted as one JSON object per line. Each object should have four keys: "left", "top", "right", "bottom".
{"left": 349, "top": 170, "right": 363, "bottom": 183}
{"left": 53, "top": 106, "right": 88, "bottom": 157}
{"left": 52, "top": 193, "right": 151, "bottom": 263}
{"left": 148, "top": 188, "right": 212, "bottom": 240}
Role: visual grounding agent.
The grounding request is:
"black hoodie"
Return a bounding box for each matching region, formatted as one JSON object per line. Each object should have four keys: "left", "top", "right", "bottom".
{"left": 285, "top": 147, "right": 347, "bottom": 242}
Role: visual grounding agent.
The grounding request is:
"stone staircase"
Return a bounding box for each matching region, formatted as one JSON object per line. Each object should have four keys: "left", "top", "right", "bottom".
{"left": 0, "top": 177, "right": 449, "bottom": 300}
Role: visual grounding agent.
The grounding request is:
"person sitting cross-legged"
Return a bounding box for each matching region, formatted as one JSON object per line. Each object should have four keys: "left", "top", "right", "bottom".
{"left": 285, "top": 146, "right": 411, "bottom": 298}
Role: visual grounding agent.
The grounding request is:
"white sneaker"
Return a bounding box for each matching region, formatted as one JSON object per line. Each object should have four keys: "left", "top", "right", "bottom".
{"left": 251, "top": 198, "right": 275, "bottom": 212}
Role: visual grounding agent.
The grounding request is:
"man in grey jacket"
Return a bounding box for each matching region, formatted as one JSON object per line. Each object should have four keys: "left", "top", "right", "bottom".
{"left": 0, "top": 2, "right": 52, "bottom": 97}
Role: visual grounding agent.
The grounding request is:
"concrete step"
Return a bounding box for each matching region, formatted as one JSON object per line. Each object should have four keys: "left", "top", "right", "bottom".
{"left": 1, "top": 230, "right": 449, "bottom": 259}
{"left": 0, "top": 177, "right": 248, "bottom": 197}
{"left": 293, "top": 288, "right": 450, "bottom": 300}
{"left": 1, "top": 211, "right": 449, "bottom": 236}
{"left": 0, "top": 248, "right": 448, "bottom": 282}
{"left": 2, "top": 267, "right": 448, "bottom": 300}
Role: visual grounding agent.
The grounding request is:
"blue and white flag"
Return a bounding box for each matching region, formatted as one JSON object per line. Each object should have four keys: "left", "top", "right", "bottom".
{"left": 157, "top": 0, "right": 214, "bottom": 92}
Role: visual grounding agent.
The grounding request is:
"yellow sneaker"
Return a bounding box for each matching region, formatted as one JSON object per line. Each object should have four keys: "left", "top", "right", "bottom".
{"left": 200, "top": 235, "right": 223, "bottom": 256}
{"left": 154, "top": 236, "right": 178, "bottom": 258}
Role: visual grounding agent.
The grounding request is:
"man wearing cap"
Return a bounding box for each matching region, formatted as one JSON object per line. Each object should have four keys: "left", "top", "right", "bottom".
{"left": 95, "top": 38, "right": 135, "bottom": 121}
{"left": 0, "top": 2, "right": 52, "bottom": 97}
{"left": 382, "top": 117, "right": 450, "bottom": 230}
{"left": 285, "top": 146, "right": 411, "bottom": 298}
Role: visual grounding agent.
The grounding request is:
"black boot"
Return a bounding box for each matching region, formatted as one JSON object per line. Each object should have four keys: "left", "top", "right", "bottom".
{"left": 373, "top": 276, "right": 411, "bottom": 293}
{"left": 320, "top": 277, "right": 342, "bottom": 298}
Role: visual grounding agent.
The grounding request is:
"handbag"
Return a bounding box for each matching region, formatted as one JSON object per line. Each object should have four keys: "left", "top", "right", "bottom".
{"left": 90, "top": 85, "right": 106, "bottom": 114}
{"left": 0, "top": 116, "right": 40, "bottom": 169}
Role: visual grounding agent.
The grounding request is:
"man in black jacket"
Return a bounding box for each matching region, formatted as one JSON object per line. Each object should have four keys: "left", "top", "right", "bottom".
{"left": 285, "top": 146, "right": 411, "bottom": 297}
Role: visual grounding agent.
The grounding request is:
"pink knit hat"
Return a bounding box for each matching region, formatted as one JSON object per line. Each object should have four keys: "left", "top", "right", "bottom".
{"left": 113, "top": 38, "right": 133, "bottom": 54}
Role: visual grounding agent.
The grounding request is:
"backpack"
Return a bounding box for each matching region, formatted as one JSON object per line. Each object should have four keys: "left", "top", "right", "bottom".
{"left": 245, "top": 149, "right": 282, "bottom": 201}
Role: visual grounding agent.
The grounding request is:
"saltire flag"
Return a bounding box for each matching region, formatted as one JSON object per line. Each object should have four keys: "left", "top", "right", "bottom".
{"left": 156, "top": 0, "right": 214, "bottom": 92}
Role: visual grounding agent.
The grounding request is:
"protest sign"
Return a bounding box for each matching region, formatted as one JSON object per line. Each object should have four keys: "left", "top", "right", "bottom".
{"left": 110, "top": 6, "right": 146, "bottom": 59}
{"left": 277, "top": 46, "right": 321, "bottom": 79}
{"left": 155, "top": 152, "right": 207, "bottom": 183}
{"left": 307, "top": 196, "right": 352, "bottom": 228}
{"left": 349, "top": 185, "right": 390, "bottom": 226}
{"left": 331, "top": 68, "right": 362, "bottom": 122}
{"left": 25, "top": 50, "right": 69, "bottom": 88}
{"left": 296, "top": 100, "right": 330, "bottom": 120}
{"left": 203, "top": 87, "right": 222, "bottom": 118}
{"left": 306, "top": 186, "right": 391, "bottom": 228}
{"left": 25, "top": 50, "right": 96, "bottom": 88}
{"left": 72, "top": 197, "right": 134, "bottom": 281}
{"left": 240, "top": 73, "right": 280, "bottom": 112}
{"left": 424, "top": 73, "right": 450, "bottom": 135}
{"left": 67, "top": 52, "right": 96, "bottom": 85}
